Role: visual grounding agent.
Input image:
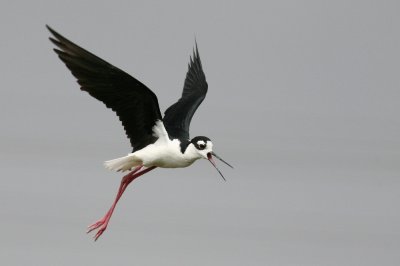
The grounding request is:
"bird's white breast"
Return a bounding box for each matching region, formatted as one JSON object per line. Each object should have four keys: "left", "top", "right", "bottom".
{"left": 134, "top": 139, "right": 195, "bottom": 168}
{"left": 131, "top": 121, "right": 198, "bottom": 168}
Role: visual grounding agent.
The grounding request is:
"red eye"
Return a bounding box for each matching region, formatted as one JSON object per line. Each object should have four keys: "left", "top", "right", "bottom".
{"left": 198, "top": 143, "right": 206, "bottom": 150}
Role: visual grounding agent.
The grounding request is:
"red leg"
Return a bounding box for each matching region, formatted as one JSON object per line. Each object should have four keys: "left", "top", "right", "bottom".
{"left": 86, "top": 166, "right": 143, "bottom": 235}
{"left": 87, "top": 165, "right": 156, "bottom": 241}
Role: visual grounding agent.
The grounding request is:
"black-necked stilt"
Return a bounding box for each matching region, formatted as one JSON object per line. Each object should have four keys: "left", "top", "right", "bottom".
{"left": 47, "top": 26, "right": 233, "bottom": 240}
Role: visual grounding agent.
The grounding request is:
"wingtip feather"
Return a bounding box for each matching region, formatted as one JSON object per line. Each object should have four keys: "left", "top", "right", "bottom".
{"left": 46, "top": 24, "right": 60, "bottom": 38}
{"left": 195, "top": 39, "right": 199, "bottom": 57}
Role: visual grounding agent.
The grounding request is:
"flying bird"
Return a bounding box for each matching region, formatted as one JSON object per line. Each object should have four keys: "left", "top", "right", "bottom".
{"left": 47, "top": 25, "right": 233, "bottom": 241}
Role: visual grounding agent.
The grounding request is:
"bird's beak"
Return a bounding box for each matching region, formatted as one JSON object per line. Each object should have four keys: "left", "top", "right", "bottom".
{"left": 207, "top": 152, "right": 233, "bottom": 181}
{"left": 211, "top": 151, "right": 234, "bottom": 169}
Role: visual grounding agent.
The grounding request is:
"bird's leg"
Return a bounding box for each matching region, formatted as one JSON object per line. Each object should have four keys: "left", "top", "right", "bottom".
{"left": 86, "top": 166, "right": 142, "bottom": 237}
{"left": 86, "top": 166, "right": 143, "bottom": 234}
{"left": 87, "top": 165, "right": 157, "bottom": 241}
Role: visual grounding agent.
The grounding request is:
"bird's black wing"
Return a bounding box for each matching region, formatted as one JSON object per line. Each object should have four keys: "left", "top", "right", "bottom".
{"left": 47, "top": 25, "right": 162, "bottom": 151}
{"left": 163, "top": 43, "right": 208, "bottom": 140}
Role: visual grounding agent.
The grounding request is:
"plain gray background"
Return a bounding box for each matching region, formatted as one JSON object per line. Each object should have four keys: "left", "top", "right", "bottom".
{"left": 1, "top": 1, "right": 399, "bottom": 265}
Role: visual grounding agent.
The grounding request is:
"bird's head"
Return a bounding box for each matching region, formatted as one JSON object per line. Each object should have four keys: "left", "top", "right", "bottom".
{"left": 190, "top": 136, "right": 233, "bottom": 181}
{"left": 190, "top": 136, "right": 213, "bottom": 159}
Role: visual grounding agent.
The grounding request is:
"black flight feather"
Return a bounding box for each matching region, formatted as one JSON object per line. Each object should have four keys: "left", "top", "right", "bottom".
{"left": 163, "top": 41, "right": 208, "bottom": 141}
{"left": 47, "top": 25, "right": 162, "bottom": 151}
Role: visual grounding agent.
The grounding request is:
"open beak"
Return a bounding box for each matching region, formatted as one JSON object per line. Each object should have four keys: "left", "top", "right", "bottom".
{"left": 211, "top": 151, "right": 234, "bottom": 169}
{"left": 207, "top": 152, "right": 233, "bottom": 181}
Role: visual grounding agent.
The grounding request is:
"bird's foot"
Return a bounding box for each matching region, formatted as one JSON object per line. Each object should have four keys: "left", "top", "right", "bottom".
{"left": 87, "top": 215, "right": 110, "bottom": 240}
{"left": 87, "top": 218, "right": 105, "bottom": 233}
{"left": 93, "top": 224, "right": 107, "bottom": 241}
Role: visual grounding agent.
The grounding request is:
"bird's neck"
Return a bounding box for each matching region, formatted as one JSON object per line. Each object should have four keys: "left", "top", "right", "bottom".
{"left": 179, "top": 139, "right": 191, "bottom": 153}
{"left": 181, "top": 143, "right": 202, "bottom": 162}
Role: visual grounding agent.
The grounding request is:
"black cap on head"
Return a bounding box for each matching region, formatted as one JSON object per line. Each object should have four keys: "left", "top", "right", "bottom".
{"left": 190, "top": 136, "right": 211, "bottom": 150}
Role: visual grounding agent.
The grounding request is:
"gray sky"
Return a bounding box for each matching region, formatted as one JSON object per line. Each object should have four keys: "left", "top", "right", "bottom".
{"left": 1, "top": 1, "right": 399, "bottom": 265}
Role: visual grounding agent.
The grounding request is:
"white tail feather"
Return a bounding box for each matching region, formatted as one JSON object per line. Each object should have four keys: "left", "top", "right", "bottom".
{"left": 104, "top": 154, "right": 139, "bottom": 172}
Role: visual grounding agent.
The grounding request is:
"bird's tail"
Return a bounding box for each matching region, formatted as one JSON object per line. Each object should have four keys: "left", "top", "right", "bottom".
{"left": 104, "top": 154, "right": 140, "bottom": 172}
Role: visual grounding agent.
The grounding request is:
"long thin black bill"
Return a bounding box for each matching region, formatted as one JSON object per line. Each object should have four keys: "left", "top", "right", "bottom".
{"left": 211, "top": 152, "right": 234, "bottom": 169}
{"left": 207, "top": 154, "right": 226, "bottom": 181}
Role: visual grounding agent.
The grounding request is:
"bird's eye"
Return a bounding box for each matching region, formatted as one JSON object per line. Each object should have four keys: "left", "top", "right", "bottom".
{"left": 198, "top": 143, "right": 206, "bottom": 150}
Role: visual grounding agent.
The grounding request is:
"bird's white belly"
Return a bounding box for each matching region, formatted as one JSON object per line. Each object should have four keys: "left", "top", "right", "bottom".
{"left": 134, "top": 141, "right": 195, "bottom": 168}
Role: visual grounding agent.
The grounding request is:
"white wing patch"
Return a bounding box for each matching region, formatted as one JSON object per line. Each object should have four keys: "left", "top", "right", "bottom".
{"left": 152, "top": 120, "right": 169, "bottom": 143}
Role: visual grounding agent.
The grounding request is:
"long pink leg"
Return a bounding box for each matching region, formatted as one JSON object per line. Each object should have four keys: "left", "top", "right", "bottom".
{"left": 86, "top": 166, "right": 143, "bottom": 234}
{"left": 87, "top": 165, "right": 157, "bottom": 241}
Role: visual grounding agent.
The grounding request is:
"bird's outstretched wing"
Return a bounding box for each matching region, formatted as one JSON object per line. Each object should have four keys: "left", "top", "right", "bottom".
{"left": 47, "top": 25, "right": 162, "bottom": 151}
{"left": 163, "top": 43, "right": 208, "bottom": 140}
